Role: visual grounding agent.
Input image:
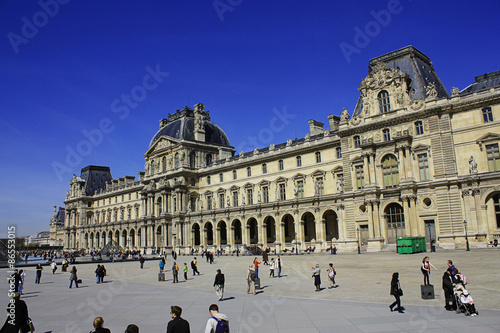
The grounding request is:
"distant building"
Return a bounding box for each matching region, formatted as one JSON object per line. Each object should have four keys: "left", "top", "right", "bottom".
{"left": 49, "top": 206, "right": 65, "bottom": 247}
{"left": 55, "top": 46, "right": 500, "bottom": 253}
{"left": 25, "top": 231, "right": 51, "bottom": 246}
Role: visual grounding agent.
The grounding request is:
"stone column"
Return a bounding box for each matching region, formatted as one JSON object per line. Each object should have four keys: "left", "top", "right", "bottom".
{"left": 371, "top": 153, "right": 378, "bottom": 184}
{"left": 402, "top": 197, "right": 411, "bottom": 237}
{"left": 364, "top": 154, "right": 371, "bottom": 184}
{"left": 411, "top": 196, "right": 420, "bottom": 236}
{"left": 367, "top": 202, "right": 375, "bottom": 238}
{"left": 298, "top": 220, "right": 305, "bottom": 251}
{"left": 229, "top": 226, "right": 235, "bottom": 250}
{"left": 373, "top": 200, "right": 382, "bottom": 238}
{"left": 244, "top": 225, "right": 250, "bottom": 245}
{"left": 260, "top": 222, "right": 267, "bottom": 249}
{"left": 398, "top": 148, "right": 406, "bottom": 180}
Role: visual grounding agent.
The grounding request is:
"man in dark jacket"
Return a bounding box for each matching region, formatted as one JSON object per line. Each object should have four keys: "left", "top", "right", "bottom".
{"left": 0, "top": 292, "right": 30, "bottom": 333}
{"left": 213, "top": 269, "right": 225, "bottom": 301}
{"left": 166, "top": 305, "right": 190, "bottom": 333}
{"left": 442, "top": 270, "right": 456, "bottom": 310}
{"left": 139, "top": 255, "right": 145, "bottom": 269}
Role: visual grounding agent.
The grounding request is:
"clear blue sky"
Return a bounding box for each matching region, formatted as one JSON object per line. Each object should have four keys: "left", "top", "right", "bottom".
{"left": 1, "top": 0, "right": 499, "bottom": 238}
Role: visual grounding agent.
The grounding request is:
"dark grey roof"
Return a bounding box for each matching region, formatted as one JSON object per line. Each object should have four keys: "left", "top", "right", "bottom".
{"left": 80, "top": 165, "right": 112, "bottom": 196}
{"left": 149, "top": 107, "right": 231, "bottom": 148}
{"left": 460, "top": 70, "right": 500, "bottom": 94}
{"left": 55, "top": 207, "right": 65, "bottom": 223}
{"left": 354, "top": 46, "right": 449, "bottom": 116}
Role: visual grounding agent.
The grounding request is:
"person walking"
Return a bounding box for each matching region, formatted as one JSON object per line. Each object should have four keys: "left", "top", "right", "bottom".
{"left": 277, "top": 255, "right": 283, "bottom": 278}
{"left": 246, "top": 265, "right": 256, "bottom": 295}
{"left": 35, "top": 263, "right": 43, "bottom": 284}
{"left": 269, "top": 258, "right": 275, "bottom": 278}
{"left": 253, "top": 257, "right": 261, "bottom": 279}
{"left": 421, "top": 256, "right": 437, "bottom": 286}
{"left": 95, "top": 264, "right": 102, "bottom": 284}
{"left": 51, "top": 260, "right": 57, "bottom": 274}
{"left": 166, "top": 305, "right": 190, "bottom": 333}
{"left": 204, "top": 304, "right": 229, "bottom": 333}
{"left": 183, "top": 263, "right": 188, "bottom": 281}
{"left": 139, "top": 255, "right": 145, "bottom": 269}
{"left": 69, "top": 266, "right": 79, "bottom": 288}
{"left": 327, "top": 263, "right": 337, "bottom": 288}
{"left": 389, "top": 272, "right": 404, "bottom": 313}
{"left": 191, "top": 258, "right": 200, "bottom": 275}
{"left": 100, "top": 265, "right": 106, "bottom": 283}
{"left": 213, "top": 269, "right": 225, "bottom": 301}
{"left": 172, "top": 262, "right": 179, "bottom": 283}
{"left": 312, "top": 264, "right": 321, "bottom": 291}
{"left": 91, "top": 316, "right": 111, "bottom": 333}
{"left": 18, "top": 269, "right": 26, "bottom": 295}
{"left": 442, "top": 270, "right": 456, "bottom": 310}
{"left": 0, "top": 292, "right": 30, "bottom": 333}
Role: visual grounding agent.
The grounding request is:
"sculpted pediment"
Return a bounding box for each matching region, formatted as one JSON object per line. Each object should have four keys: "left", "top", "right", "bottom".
{"left": 146, "top": 137, "right": 178, "bottom": 155}
{"left": 477, "top": 132, "right": 500, "bottom": 150}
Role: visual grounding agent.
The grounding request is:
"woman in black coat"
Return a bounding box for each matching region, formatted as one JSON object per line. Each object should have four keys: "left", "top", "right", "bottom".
{"left": 389, "top": 272, "right": 404, "bottom": 313}
{"left": 442, "top": 270, "right": 456, "bottom": 310}
{"left": 0, "top": 292, "right": 30, "bottom": 333}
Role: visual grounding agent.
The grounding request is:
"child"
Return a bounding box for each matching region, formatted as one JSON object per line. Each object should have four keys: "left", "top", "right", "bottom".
{"left": 460, "top": 290, "right": 478, "bottom": 316}
{"left": 183, "top": 263, "right": 188, "bottom": 280}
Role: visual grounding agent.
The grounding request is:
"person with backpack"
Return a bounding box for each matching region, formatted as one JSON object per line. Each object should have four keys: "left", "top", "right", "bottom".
{"left": 172, "top": 262, "right": 179, "bottom": 283}
{"left": 204, "top": 303, "right": 229, "bottom": 333}
{"left": 246, "top": 265, "right": 256, "bottom": 295}
{"left": 327, "top": 263, "right": 337, "bottom": 288}
{"left": 191, "top": 258, "right": 200, "bottom": 275}
{"left": 95, "top": 264, "right": 103, "bottom": 283}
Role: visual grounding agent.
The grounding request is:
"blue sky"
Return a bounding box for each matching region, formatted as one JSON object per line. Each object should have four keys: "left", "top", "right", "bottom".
{"left": 1, "top": 0, "right": 499, "bottom": 238}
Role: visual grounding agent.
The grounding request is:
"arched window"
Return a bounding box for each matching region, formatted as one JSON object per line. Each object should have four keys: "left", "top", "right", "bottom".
{"left": 189, "top": 151, "right": 196, "bottom": 168}
{"left": 206, "top": 153, "right": 212, "bottom": 166}
{"left": 232, "top": 170, "right": 237, "bottom": 180}
{"left": 296, "top": 156, "right": 302, "bottom": 167}
{"left": 382, "top": 155, "right": 399, "bottom": 188}
{"left": 378, "top": 90, "right": 391, "bottom": 113}
{"left": 354, "top": 135, "right": 361, "bottom": 148}
{"left": 383, "top": 128, "right": 391, "bottom": 141}
{"left": 174, "top": 153, "right": 179, "bottom": 168}
{"left": 279, "top": 160, "right": 284, "bottom": 171}
{"left": 262, "top": 163, "right": 267, "bottom": 174}
{"left": 162, "top": 156, "right": 166, "bottom": 172}
{"left": 247, "top": 167, "right": 251, "bottom": 177}
{"left": 493, "top": 194, "right": 500, "bottom": 228}
{"left": 315, "top": 152, "right": 321, "bottom": 163}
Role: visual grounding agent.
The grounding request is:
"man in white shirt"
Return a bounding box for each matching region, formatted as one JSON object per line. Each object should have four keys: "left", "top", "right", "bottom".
{"left": 204, "top": 304, "right": 229, "bottom": 333}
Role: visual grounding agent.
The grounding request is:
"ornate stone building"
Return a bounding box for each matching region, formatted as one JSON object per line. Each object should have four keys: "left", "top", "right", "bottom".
{"left": 55, "top": 46, "right": 500, "bottom": 253}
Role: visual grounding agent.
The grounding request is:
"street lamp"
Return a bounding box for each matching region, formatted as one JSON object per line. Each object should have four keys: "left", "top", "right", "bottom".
{"left": 464, "top": 220, "right": 470, "bottom": 251}
{"left": 356, "top": 228, "right": 361, "bottom": 254}
{"left": 295, "top": 232, "right": 298, "bottom": 255}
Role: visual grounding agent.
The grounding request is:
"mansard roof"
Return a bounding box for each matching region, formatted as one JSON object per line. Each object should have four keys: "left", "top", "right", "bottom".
{"left": 80, "top": 165, "right": 112, "bottom": 196}
{"left": 461, "top": 70, "right": 500, "bottom": 94}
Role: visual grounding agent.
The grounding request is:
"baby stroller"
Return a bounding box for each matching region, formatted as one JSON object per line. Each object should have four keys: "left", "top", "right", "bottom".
{"left": 454, "top": 285, "right": 478, "bottom": 316}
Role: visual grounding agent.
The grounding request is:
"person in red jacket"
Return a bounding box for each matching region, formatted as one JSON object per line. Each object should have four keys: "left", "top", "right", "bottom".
{"left": 253, "top": 257, "right": 261, "bottom": 279}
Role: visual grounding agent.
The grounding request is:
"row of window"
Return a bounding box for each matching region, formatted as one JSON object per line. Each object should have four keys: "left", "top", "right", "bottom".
{"left": 207, "top": 151, "right": 336, "bottom": 184}
{"left": 352, "top": 122, "right": 425, "bottom": 148}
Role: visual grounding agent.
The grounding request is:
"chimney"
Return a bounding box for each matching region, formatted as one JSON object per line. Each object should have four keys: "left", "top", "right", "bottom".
{"left": 308, "top": 120, "right": 324, "bottom": 136}
{"left": 327, "top": 115, "right": 340, "bottom": 132}
{"left": 194, "top": 103, "right": 206, "bottom": 142}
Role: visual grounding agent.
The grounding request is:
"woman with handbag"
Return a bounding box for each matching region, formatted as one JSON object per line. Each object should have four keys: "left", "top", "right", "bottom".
{"left": 389, "top": 272, "right": 404, "bottom": 313}
{"left": 69, "top": 266, "right": 79, "bottom": 288}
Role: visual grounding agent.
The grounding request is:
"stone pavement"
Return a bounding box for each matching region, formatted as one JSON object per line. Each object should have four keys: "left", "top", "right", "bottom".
{"left": 1, "top": 249, "right": 499, "bottom": 332}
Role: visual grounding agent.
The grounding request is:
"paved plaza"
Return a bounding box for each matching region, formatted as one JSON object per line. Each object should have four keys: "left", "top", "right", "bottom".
{"left": 1, "top": 249, "right": 500, "bottom": 332}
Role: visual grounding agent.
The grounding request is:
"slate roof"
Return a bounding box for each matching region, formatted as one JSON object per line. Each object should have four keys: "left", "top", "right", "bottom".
{"left": 460, "top": 70, "right": 500, "bottom": 94}
{"left": 80, "top": 165, "right": 113, "bottom": 196}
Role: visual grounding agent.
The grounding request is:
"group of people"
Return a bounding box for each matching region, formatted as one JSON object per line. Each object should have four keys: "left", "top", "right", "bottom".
{"left": 310, "top": 263, "right": 338, "bottom": 291}
{"left": 165, "top": 304, "right": 229, "bottom": 333}
{"left": 89, "top": 317, "right": 139, "bottom": 333}
{"left": 95, "top": 264, "right": 107, "bottom": 284}
{"left": 157, "top": 256, "right": 201, "bottom": 284}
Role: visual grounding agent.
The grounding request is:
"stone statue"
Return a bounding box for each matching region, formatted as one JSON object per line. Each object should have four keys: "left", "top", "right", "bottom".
{"left": 450, "top": 86, "right": 460, "bottom": 97}
{"left": 199, "top": 200, "right": 203, "bottom": 211}
{"left": 336, "top": 178, "right": 343, "bottom": 192}
{"left": 426, "top": 82, "right": 438, "bottom": 99}
{"left": 269, "top": 143, "right": 275, "bottom": 150}
{"left": 286, "top": 139, "right": 292, "bottom": 146}
{"left": 314, "top": 180, "right": 320, "bottom": 196}
{"left": 275, "top": 187, "right": 279, "bottom": 201}
{"left": 227, "top": 195, "right": 231, "bottom": 207}
{"left": 257, "top": 191, "right": 262, "bottom": 203}
{"left": 187, "top": 201, "right": 192, "bottom": 212}
{"left": 294, "top": 184, "right": 298, "bottom": 198}
{"left": 304, "top": 133, "right": 310, "bottom": 141}
{"left": 239, "top": 151, "right": 244, "bottom": 157}
{"left": 469, "top": 156, "right": 478, "bottom": 174}
{"left": 340, "top": 108, "right": 350, "bottom": 121}
{"left": 254, "top": 147, "right": 259, "bottom": 155}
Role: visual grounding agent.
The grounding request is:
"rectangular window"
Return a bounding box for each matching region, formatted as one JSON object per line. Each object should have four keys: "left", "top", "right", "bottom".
{"left": 263, "top": 186, "right": 269, "bottom": 203}
{"left": 297, "top": 156, "right": 302, "bottom": 167}
{"left": 316, "top": 152, "right": 321, "bottom": 163}
{"left": 262, "top": 164, "right": 267, "bottom": 174}
{"left": 355, "top": 165, "right": 364, "bottom": 189}
{"left": 279, "top": 160, "right": 284, "bottom": 170}
{"left": 207, "top": 196, "right": 212, "bottom": 210}
{"left": 297, "top": 180, "right": 304, "bottom": 198}
{"left": 483, "top": 107, "right": 493, "bottom": 123}
{"left": 219, "top": 193, "right": 225, "bottom": 209}
{"left": 383, "top": 129, "right": 391, "bottom": 141}
{"left": 190, "top": 197, "right": 196, "bottom": 212}
{"left": 415, "top": 121, "right": 424, "bottom": 135}
{"left": 219, "top": 173, "right": 224, "bottom": 182}
{"left": 207, "top": 176, "right": 211, "bottom": 185}
{"left": 233, "top": 191, "right": 238, "bottom": 207}
{"left": 486, "top": 144, "right": 500, "bottom": 171}
{"left": 247, "top": 167, "right": 251, "bottom": 177}
{"left": 316, "top": 177, "right": 324, "bottom": 195}
{"left": 247, "top": 189, "right": 253, "bottom": 205}
{"left": 279, "top": 183, "right": 286, "bottom": 201}
{"left": 336, "top": 147, "right": 342, "bottom": 159}
{"left": 418, "top": 153, "right": 430, "bottom": 180}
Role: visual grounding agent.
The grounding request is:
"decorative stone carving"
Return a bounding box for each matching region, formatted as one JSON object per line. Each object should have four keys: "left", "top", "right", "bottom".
{"left": 469, "top": 156, "right": 478, "bottom": 174}
{"left": 257, "top": 191, "right": 262, "bottom": 203}
{"left": 269, "top": 143, "right": 275, "bottom": 150}
{"left": 409, "top": 99, "right": 425, "bottom": 111}
{"left": 450, "top": 87, "right": 460, "bottom": 97}
{"left": 340, "top": 108, "right": 350, "bottom": 121}
{"left": 350, "top": 116, "right": 363, "bottom": 126}
{"left": 336, "top": 178, "right": 343, "bottom": 192}
{"left": 304, "top": 134, "right": 310, "bottom": 141}
{"left": 286, "top": 139, "right": 292, "bottom": 146}
{"left": 323, "top": 129, "right": 329, "bottom": 136}
{"left": 425, "top": 82, "right": 438, "bottom": 99}
{"left": 226, "top": 195, "right": 230, "bottom": 207}
{"left": 253, "top": 147, "right": 259, "bottom": 155}
{"left": 239, "top": 151, "right": 244, "bottom": 157}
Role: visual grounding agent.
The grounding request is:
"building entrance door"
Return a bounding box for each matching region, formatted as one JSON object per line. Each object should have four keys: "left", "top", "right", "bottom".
{"left": 425, "top": 220, "right": 436, "bottom": 250}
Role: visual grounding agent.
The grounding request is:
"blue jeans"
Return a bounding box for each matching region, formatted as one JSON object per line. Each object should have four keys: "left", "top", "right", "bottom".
{"left": 69, "top": 280, "right": 79, "bottom": 288}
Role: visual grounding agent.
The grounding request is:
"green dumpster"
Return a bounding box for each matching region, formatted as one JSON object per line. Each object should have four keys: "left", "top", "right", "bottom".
{"left": 397, "top": 237, "right": 426, "bottom": 254}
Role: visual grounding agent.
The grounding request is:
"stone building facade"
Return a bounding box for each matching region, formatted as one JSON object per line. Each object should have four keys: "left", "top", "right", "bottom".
{"left": 56, "top": 46, "right": 500, "bottom": 253}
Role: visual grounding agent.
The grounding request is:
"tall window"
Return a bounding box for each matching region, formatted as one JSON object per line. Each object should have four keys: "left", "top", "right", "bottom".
{"left": 206, "top": 153, "right": 212, "bottom": 166}
{"left": 493, "top": 194, "right": 500, "bottom": 228}
{"left": 378, "top": 90, "right": 391, "bottom": 113}
{"left": 279, "top": 160, "right": 284, "bottom": 171}
{"left": 486, "top": 144, "right": 500, "bottom": 171}
{"left": 354, "top": 135, "right": 361, "bottom": 148}
{"left": 207, "top": 195, "right": 212, "bottom": 210}
{"left": 483, "top": 107, "right": 493, "bottom": 123}
{"left": 189, "top": 152, "right": 196, "bottom": 168}
{"left": 297, "top": 180, "right": 304, "bottom": 198}
{"left": 233, "top": 170, "right": 237, "bottom": 180}
{"left": 232, "top": 191, "right": 238, "bottom": 207}
{"left": 315, "top": 152, "right": 321, "bottom": 163}
{"left": 316, "top": 177, "right": 324, "bottom": 195}
{"left": 150, "top": 160, "right": 155, "bottom": 175}
{"left": 219, "top": 193, "right": 225, "bottom": 209}
{"left": 418, "top": 153, "right": 430, "bottom": 180}
{"left": 296, "top": 156, "right": 302, "bottom": 167}
{"left": 162, "top": 156, "right": 167, "bottom": 172}
{"left": 382, "top": 155, "right": 399, "bottom": 187}
{"left": 174, "top": 153, "right": 179, "bottom": 168}
{"left": 247, "top": 189, "right": 253, "bottom": 205}
{"left": 207, "top": 176, "right": 211, "bottom": 185}
{"left": 279, "top": 183, "right": 286, "bottom": 201}
{"left": 247, "top": 167, "right": 251, "bottom": 177}
{"left": 262, "top": 163, "right": 267, "bottom": 174}
{"left": 415, "top": 121, "right": 424, "bottom": 135}
{"left": 355, "top": 165, "right": 364, "bottom": 189}
{"left": 383, "top": 128, "right": 391, "bottom": 141}
{"left": 263, "top": 186, "right": 269, "bottom": 203}
{"left": 219, "top": 173, "right": 224, "bottom": 182}
{"left": 336, "top": 147, "right": 342, "bottom": 159}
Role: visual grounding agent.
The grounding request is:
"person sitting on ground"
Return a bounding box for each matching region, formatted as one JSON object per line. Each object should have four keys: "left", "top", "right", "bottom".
{"left": 125, "top": 324, "right": 139, "bottom": 333}
{"left": 204, "top": 303, "right": 229, "bottom": 333}
{"left": 460, "top": 289, "right": 478, "bottom": 316}
{"left": 91, "top": 316, "right": 111, "bottom": 333}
